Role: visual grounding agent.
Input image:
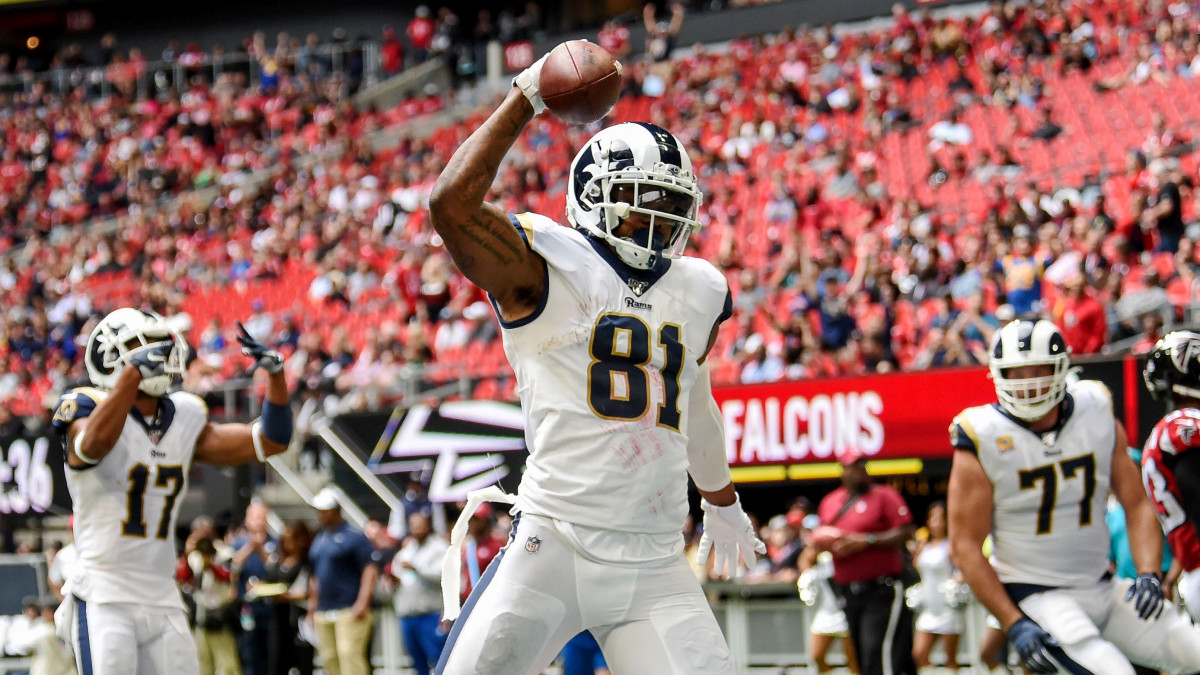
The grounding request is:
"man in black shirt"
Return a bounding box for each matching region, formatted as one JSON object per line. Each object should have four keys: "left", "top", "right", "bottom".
{"left": 1148, "top": 165, "right": 1184, "bottom": 253}
{"left": 1029, "top": 107, "right": 1063, "bottom": 141}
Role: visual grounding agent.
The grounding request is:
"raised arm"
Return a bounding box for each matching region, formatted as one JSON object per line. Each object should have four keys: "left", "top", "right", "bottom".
{"left": 64, "top": 337, "right": 179, "bottom": 468}
{"left": 65, "top": 367, "right": 141, "bottom": 468}
{"left": 195, "top": 324, "right": 292, "bottom": 466}
{"left": 192, "top": 370, "right": 290, "bottom": 466}
{"left": 428, "top": 88, "right": 546, "bottom": 322}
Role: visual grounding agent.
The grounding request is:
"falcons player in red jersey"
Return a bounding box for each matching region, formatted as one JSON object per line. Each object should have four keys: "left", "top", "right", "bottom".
{"left": 1142, "top": 330, "right": 1200, "bottom": 621}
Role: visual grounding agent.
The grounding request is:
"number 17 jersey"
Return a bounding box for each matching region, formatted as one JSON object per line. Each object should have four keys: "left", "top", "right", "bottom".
{"left": 52, "top": 387, "right": 208, "bottom": 609}
{"left": 499, "top": 213, "right": 731, "bottom": 539}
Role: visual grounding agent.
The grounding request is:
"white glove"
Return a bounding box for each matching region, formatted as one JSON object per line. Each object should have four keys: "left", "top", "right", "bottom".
{"left": 697, "top": 496, "right": 766, "bottom": 579}
{"left": 512, "top": 52, "right": 550, "bottom": 115}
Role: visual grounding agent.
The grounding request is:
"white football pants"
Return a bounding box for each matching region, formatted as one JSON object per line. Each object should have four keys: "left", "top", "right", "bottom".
{"left": 435, "top": 513, "right": 735, "bottom": 675}
{"left": 1017, "top": 577, "right": 1200, "bottom": 675}
{"left": 62, "top": 595, "right": 198, "bottom": 675}
{"left": 1177, "top": 568, "right": 1200, "bottom": 623}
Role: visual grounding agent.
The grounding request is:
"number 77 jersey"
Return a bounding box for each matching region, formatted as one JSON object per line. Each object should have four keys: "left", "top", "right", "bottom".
{"left": 499, "top": 213, "right": 732, "bottom": 537}
{"left": 51, "top": 386, "right": 207, "bottom": 609}
{"left": 1141, "top": 408, "right": 1200, "bottom": 572}
{"left": 949, "top": 379, "right": 1116, "bottom": 586}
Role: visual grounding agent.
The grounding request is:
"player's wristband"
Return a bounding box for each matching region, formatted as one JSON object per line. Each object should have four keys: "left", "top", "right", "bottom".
{"left": 251, "top": 422, "right": 267, "bottom": 463}
{"left": 73, "top": 431, "right": 100, "bottom": 465}
{"left": 260, "top": 398, "right": 292, "bottom": 446}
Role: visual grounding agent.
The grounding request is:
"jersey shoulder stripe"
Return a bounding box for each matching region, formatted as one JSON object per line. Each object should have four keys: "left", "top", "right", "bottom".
{"left": 511, "top": 212, "right": 536, "bottom": 247}
{"left": 51, "top": 387, "right": 108, "bottom": 434}
{"left": 949, "top": 411, "right": 979, "bottom": 454}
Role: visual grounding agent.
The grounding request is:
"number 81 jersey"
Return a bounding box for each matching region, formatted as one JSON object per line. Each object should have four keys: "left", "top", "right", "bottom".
{"left": 1141, "top": 408, "right": 1200, "bottom": 572}
{"left": 500, "top": 213, "right": 731, "bottom": 537}
{"left": 949, "top": 380, "right": 1116, "bottom": 587}
{"left": 52, "top": 386, "right": 207, "bottom": 609}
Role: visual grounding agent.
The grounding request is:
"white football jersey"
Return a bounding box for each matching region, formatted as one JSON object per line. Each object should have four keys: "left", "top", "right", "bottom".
{"left": 950, "top": 380, "right": 1115, "bottom": 587}
{"left": 53, "top": 387, "right": 208, "bottom": 608}
{"left": 501, "top": 213, "right": 731, "bottom": 537}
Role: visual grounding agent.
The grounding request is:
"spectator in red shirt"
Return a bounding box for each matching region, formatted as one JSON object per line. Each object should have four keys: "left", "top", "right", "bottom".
{"left": 408, "top": 6, "right": 436, "bottom": 63}
{"left": 598, "top": 19, "right": 631, "bottom": 61}
{"left": 381, "top": 27, "right": 405, "bottom": 76}
{"left": 814, "top": 450, "right": 917, "bottom": 675}
{"left": 460, "top": 503, "right": 506, "bottom": 602}
{"left": 1053, "top": 273, "right": 1107, "bottom": 355}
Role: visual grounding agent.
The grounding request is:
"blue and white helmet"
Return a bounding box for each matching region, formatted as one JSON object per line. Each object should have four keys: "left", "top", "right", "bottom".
{"left": 566, "top": 122, "right": 703, "bottom": 270}
{"left": 989, "top": 319, "right": 1071, "bottom": 421}
{"left": 86, "top": 308, "right": 188, "bottom": 397}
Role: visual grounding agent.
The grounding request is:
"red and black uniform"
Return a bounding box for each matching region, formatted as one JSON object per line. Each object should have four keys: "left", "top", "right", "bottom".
{"left": 1142, "top": 408, "right": 1200, "bottom": 572}
{"left": 817, "top": 484, "right": 916, "bottom": 675}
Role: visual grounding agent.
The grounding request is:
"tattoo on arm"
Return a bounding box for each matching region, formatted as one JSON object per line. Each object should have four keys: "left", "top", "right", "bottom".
{"left": 430, "top": 89, "right": 542, "bottom": 302}
{"left": 442, "top": 211, "right": 525, "bottom": 276}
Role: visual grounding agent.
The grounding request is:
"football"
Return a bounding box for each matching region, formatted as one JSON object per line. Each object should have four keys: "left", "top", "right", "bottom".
{"left": 809, "top": 525, "right": 845, "bottom": 551}
{"left": 539, "top": 40, "right": 624, "bottom": 125}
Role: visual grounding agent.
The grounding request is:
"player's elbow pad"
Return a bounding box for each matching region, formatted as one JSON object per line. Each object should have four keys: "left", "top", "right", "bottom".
{"left": 261, "top": 399, "right": 293, "bottom": 446}
{"left": 686, "top": 364, "right": 732, "bottom": 492}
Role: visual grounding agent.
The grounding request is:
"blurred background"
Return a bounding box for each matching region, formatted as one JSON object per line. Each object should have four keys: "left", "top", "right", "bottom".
{"left": 0, "top": 0, "right": 1194, "bottom": 671}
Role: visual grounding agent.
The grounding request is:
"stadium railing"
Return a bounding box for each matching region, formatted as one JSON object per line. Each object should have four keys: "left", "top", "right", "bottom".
{"left": 707, "top": 581, "right": 989, "bottom": 669}
{"left": 0, "top": 41, "right": 381, "bottom": 102}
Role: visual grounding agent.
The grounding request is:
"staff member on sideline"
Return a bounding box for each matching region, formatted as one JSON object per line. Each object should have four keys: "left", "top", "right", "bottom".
{"left": 814, "top": 450, "right": 917, "bottom": 675}
{"left": 308, "top": 488, "right": 381, "bottom": 675}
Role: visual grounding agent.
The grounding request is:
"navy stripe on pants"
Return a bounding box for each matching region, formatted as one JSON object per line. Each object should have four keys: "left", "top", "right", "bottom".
{"left": 433, "top": 514, "right": 519, "bottom": 674}
{"left": 76, "top": 596, "right": 94, "bottom": 675}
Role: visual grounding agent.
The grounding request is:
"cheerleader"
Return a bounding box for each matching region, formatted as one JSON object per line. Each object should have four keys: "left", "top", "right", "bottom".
{"left": 910, "top": 502, "right": 964, "bottom": 674}
{"left": 799, "top": 532, "right": 860, "bottom": 675}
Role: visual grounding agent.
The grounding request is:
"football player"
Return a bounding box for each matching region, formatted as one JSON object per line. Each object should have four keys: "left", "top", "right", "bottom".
{"left": 51, "top": 308, "right": 293, "bottom": 675}
{"left": 426, "top": 46, "right": 763, "bottom": 674}
{"left": 947, "top": 319, "right": 1200, "bottom": 675}
{"left": 1141, "top": 330, "right": 1200, "bottom": 621}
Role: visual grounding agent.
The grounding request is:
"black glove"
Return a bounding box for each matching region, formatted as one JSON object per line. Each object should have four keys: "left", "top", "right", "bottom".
{"left": 1124, "top": 573, "right": 1165, "bottom": 620}
{"left": 127, "top": 339, "right": 175, "bottom": 380}
{"left": 1007, "top": 617, "right": 1059, "bottom": 674}
{"left": 236, "top": 322, "right": 284, "bottom": 375}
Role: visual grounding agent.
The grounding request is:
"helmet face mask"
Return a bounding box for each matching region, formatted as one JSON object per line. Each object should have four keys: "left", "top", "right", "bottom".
{"left": 86, "top": 308, "right": 188, "bottom": 397}
{"left": 989, "top": 319, "right": 1071, "bottom": 421}
{"left": 567, "top": 122, "right": 703, "bottom": 270}
{"left": 1144, "top": 330, "right": 1200, "bottom": 402}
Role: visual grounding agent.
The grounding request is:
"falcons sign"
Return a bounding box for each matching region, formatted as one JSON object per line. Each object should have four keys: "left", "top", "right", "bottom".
{"left": 347, "top": 401, "right": 528, "bottom": 503}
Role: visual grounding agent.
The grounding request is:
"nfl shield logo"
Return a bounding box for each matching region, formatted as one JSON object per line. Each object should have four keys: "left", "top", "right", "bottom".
{"left": 525, "top": 535, "right": 541, "bottom": 554}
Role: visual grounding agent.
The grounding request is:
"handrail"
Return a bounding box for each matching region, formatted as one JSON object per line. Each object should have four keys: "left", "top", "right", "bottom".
{"left": 314, "top": 416, "right": 405, "bottom": 515}
{"left": 263, "top": 444, "right": 370, "bottom": 531}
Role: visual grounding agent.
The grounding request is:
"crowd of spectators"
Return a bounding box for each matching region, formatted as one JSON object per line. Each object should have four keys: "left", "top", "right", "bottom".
{"left": 6, "top": 0, "right": 1200, "bottom": 423}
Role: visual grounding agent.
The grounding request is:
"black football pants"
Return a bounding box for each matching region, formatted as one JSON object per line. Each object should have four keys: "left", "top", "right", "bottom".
{"left": 838, "top": 578, "right": 917, "bottom": 675}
